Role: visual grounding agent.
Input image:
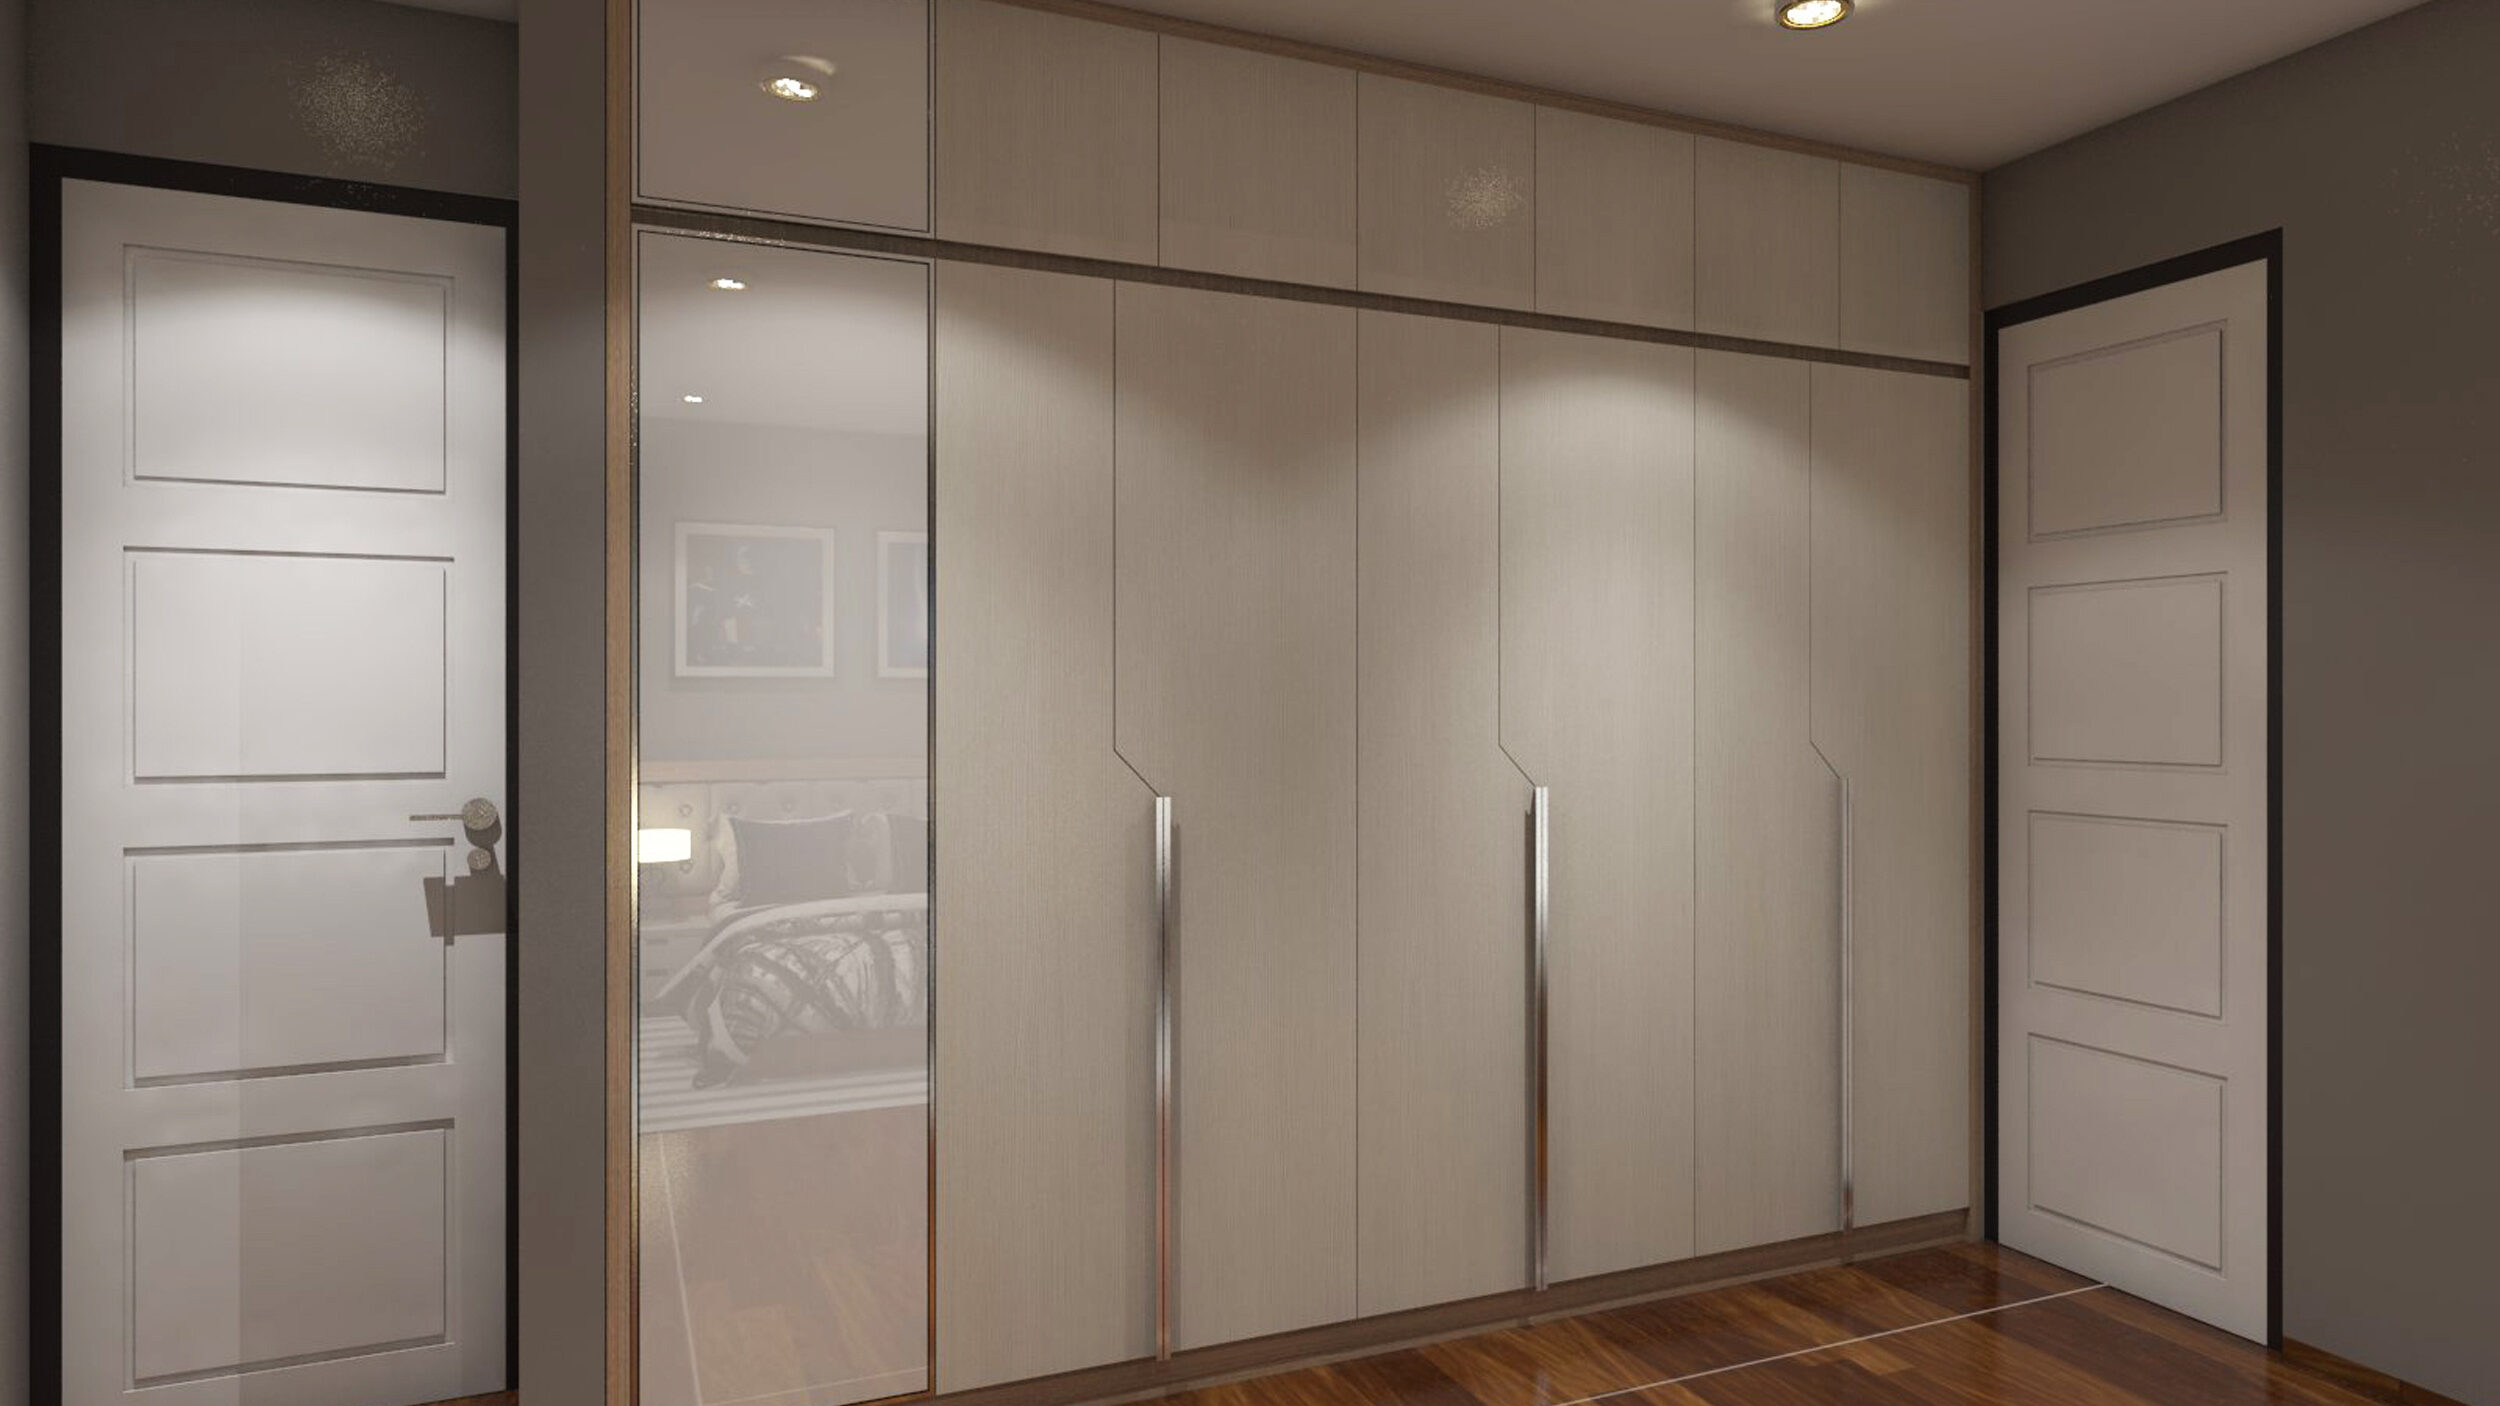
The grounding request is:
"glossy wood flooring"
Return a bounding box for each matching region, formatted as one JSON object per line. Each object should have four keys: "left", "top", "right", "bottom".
{"left": 1148, "top": 1243, "right": 2424, "bottom": 1406}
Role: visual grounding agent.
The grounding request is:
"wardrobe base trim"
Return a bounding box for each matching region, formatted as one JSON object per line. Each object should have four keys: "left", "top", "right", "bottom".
{"left": 934, "top": 1210, "right": 1970, "bottom": 1406}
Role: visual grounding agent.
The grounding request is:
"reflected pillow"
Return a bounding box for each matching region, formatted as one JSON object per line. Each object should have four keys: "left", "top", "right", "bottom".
{"left": 722, "top": 811, "right": 857, "bottom": 906}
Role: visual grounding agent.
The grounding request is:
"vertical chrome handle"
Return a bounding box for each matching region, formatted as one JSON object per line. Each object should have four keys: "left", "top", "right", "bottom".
{"left": 1529, "top": 786, "right": 1551, "bottom": 1293}
{"left": 1836, "top": 775, "right": 1856, "bottom": 1235}
{"left": 1154, "top": 795, "right": 1175, "bottom": 1360}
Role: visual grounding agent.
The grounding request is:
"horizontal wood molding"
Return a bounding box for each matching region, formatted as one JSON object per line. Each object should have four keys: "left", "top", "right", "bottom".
{"left": 2280, "top": 1341, "right": 2475, "bottom": 1406}
{"left": 629, "top": 206, "right": 1970, "bottom": 381}
{"left": 929, "top": 1211, "right": 1970, "bottom": 1406}
{"left": 988, "top": 0, "right": 1977, "bottom": 186}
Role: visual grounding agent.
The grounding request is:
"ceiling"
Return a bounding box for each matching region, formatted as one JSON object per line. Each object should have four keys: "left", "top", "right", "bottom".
{"left": 1118, "top": 0, "right": 2426, "bottom": 169}
{"left": 380, "top": 0, "right": 2426, "bottom": 168}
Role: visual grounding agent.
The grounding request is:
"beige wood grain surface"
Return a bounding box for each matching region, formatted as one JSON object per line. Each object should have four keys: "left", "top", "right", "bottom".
{"left": 1534, "top": 106, "right": 1697, "bottom": 331}
{"left": 935, "top": 0, "right": 1160, "bottom": 263}
{"left": 1354, "top": 311, "right": 1535, "bottom": 1317}
{"left": 1497, "top": 326, "right": 1698, "bottom": 1283}
{"left": 1692, "top": 350, "right": 1843, "bottom": 1255}
{"left": 1808, "top": 363, "right": 1973, "bottom": 1227}
{"left": 1113, "top": 281, "right": 1362, "bottom": 1351}
{"left": 934, "top": 261, "right": 1160, "bottom": 1389}
{"left": 1159, "top": 37, "right": 1358, "bottom": 288}
{"left": 1840, "top": 165, "right": 1973, "bottom": 365}
{"left": 1695, "top": 137, "right": 1841, "bottom": 350}
{"left": 1357, "top": 74, "right": 1537, "bottom": 311}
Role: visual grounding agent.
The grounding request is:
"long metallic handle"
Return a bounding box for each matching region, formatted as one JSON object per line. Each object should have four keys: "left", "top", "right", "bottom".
{"left": 1154, "top": 795, "right": 1175, "bottom": 1360}
{"left": 1836, "top": 775, "right": 1856, "bottom": 1235}
{"left": 1529, "top": 786, "right": 1551, "bottom": 1293}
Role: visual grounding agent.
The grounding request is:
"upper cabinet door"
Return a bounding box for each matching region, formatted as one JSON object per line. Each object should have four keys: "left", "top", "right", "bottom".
{"left": 1840, "top": 165, "right": 1973, "bottom": 364}
{"left": 1159, "top": 38, "right": 1358, "bottom": 288}
{"left": 638, "top": 0, "right": 931, "bottom": 231}
{"left": 1695, "top": 138, "right": 1839, "bottom": 348}
{"left": 1358, "top": 75, "right": 1536, "bottom": 310}
{"left": 935, "top": 0, "right": 1159, "bottom": 263}
{"left": 1534, "top": 108, "right": 1695, "bottom": 330}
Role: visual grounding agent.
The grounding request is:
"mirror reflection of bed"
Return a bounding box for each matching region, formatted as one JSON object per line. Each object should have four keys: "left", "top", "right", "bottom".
{"left": 636, "top": 765, "right": 929, "bottom": 1406}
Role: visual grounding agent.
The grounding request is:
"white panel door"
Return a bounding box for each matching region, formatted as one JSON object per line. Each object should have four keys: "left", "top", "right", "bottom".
{"left": 59, "top": 180, "right": 508, "bottom": 1406}
{"left": 1997, "top": 259, "right": 2269, "bottom": 1340}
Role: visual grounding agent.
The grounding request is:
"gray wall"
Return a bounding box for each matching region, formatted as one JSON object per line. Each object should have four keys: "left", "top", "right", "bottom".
{"left": 30, "top": 0, "right": 515, "bottom": 198}
{"left": 0, "top": 0, "right": 27, "bottom": 1400}
{"left": 1983, "top": 2, "right": 2500, "bottom": 1400}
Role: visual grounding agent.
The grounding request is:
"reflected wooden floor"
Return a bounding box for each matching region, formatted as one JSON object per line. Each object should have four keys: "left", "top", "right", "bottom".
{"left": 1148, "top": 1243, "right": 2431, "bottom": 1406}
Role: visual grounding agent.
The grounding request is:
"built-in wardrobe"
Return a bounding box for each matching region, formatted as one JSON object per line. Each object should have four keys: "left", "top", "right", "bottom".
{"left": 630, "top": 3, "right": 1974, "bottom": 1402}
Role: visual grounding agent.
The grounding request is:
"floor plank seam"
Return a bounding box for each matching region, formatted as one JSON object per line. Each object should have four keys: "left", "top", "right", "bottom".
{"left": 1547, "top": 1281, "right": 2110, "bottom": 1406}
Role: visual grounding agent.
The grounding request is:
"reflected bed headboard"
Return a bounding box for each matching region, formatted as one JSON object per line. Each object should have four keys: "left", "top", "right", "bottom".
{"left": 637, "top": 757, "right": 928, "bottom": 907}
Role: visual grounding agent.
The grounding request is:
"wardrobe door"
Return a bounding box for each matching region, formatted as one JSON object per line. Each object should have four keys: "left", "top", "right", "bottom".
{"left": 1809, "top": 364, "right": 1974, "bottom": 1227}
{"left": 1499, "top": 328, "right": 1698, "bottom": 1282}
{"left": 1693, "top": 352, "right": 1841, "bottom": 1253}
{"left": 934, "top": 0, "right": 1159, "bottom": 262}
{"left": 1534, "top": 107, "right": 1696, "bottom": 330}
{"left": 1695, "top": 138, "right": 1840, "bottom": 349}
{"left": 1159, "top": 37, "right": 1358, "bottom": 287}
{"left": 1357, "top": 75, "right": 1536, "bottom": 309}
{"left": 933, "top": 263, "right": 1158, "bottom": 1389}
{"left": 1356, "top": 313, "right": 1532, "bottom": 1316}
{"left": 1114, "top": 283, "right": 1360, "bottom": 1349}
{"left": 1839, "top": 165, "right": 1972, "bottom": 365}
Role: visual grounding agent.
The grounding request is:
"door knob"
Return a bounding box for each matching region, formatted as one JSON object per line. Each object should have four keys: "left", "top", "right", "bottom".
{"left": 411, "top": 797, "right": 500, "bottom": 832}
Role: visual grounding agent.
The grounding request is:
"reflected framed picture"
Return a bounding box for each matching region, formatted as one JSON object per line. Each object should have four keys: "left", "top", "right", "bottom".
{"left": 878, "top": 530, "right": 930, "bottom": 680}
{"left": 673, "top": 522, "right": 838, "bottom": 678}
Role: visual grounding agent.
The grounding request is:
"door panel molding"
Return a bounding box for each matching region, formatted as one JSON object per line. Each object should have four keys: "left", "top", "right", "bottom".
{"left": 1984, "top": 230, "right": 2281, "bottom": 1344}
{"left": 30, "top": 143, "right": 519, "bottom": 1406}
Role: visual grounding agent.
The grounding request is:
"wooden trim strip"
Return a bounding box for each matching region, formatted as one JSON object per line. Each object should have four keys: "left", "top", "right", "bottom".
{"left": 629, "top": 206, "right": 1971, "bottom": 380}
{"left": 926, "top": 1211, "right": 1970, "bottom": 1406}
{"left": 606, "top": 0, "right": 640, "bottom": 1400}
{"left": 987, "top": 0, "right": 1977, "bottom": 186}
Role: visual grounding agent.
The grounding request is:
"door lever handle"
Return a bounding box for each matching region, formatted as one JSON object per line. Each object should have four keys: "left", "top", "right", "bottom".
{"left": 411, "top": 798, "right": 500, "bottom": 831}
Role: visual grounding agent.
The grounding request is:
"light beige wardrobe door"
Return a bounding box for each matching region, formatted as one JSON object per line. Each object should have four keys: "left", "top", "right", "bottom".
{"left": 1159, "top": 38, "right": 1357, "bottom": 287}
{"left": 1694, "top": 351, "right": 1841, "bottom": 1254}
{"left": 1500, "top": 328, "right": 1697, "bottom": 1282}
{"left": 1534, "top": 107, "right": 1695, "bottom": 330}
{"left": 1695, "top": 139, "right": 1839, "bottom": 349}
{"left": 935, "top": 0, "right": 1158, "bottom": 262}
{"left": 1358, "top": 75, "right": 1536, "bottom": 309}
{"left": 1838, "top": 166, "right": 1971, "bottom": 365}
{"left": 933, "top": 262, "right": 1158, "bottom": 1390}
{"left": 1114, "top": 282, "right": 1359, "bottom": 1349}
{"left": 1356, "top": 312, "right": 1533, "bottom": 1316}
{"left": 1808, "top": 364, "right": 1973, "bottom": 1227}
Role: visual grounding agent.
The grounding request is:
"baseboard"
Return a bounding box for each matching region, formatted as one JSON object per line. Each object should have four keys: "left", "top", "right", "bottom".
{"left": 2282, "top": 1340, "right": 2474, "bottom": 1406}
{"left": 933, "top": 1209, "right": 1973, "bottom": 1406}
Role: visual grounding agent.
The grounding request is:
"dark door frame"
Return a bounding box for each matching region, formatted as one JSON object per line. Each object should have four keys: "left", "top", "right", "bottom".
{"left": 27, "top": 144, "right": 522, "bottom": 1403}
{"left": 1980, "top": 229, "right": 2284, "bottom": 1344}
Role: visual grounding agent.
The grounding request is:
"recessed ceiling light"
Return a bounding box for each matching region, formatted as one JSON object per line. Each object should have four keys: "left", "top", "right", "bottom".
{"left": 681, "top": 394, "right": 706, "bottom": 405}
{"left": 1776, "top": 0, "right": 1852, "bottom": 30}
{"left": 759, "top": 55, "right": 836, "bottom": 103}
{"left": 709, "top": 276, "right": 748, "bottom": 292}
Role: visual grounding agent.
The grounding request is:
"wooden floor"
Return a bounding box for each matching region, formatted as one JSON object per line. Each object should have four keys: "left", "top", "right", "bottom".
{"left": 1143, "top": 1243, "right": 2441, "bottom": 1406}
{"left": 461, "top": 1240, "right": 2459, "bottom": 1406}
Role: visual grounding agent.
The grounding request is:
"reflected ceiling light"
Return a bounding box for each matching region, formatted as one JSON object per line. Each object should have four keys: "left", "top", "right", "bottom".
{"left": 758, "top": 54, "right": 835, "bottom": 103}
{"left": 1775, "top": 0, "right": 1852, "bottom": 29}
{"left": 709, "top": 276, "right": 749, "bottom": 292}
{"left": 681, "top": 394, "right": 706, "bottom": 404}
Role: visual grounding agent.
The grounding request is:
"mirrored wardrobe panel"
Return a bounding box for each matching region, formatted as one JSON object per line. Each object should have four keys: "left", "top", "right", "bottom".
{"left": 634, "top": 232, "right": 932, "bottom": 1406}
